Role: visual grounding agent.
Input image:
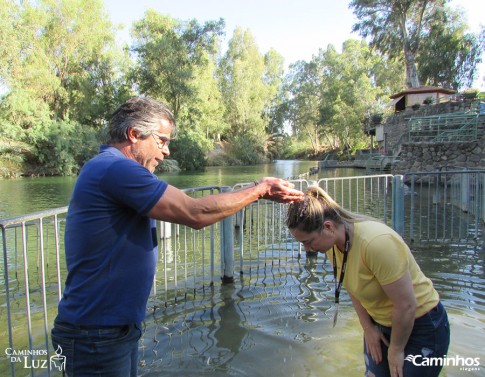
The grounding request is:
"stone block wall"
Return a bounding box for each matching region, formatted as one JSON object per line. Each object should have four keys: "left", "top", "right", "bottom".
{"left": 381, "top": 99, "right": 485, "bottom": 173}
{"left": 392, "top": 137, "right": 485, "bottom": 174}
{"left": 382, "top": 100, "right": 476, "bottom": 156}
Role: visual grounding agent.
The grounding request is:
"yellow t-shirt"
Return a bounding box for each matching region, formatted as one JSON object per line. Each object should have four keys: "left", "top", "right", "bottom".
{"left": 326, "top": 221, "right": 439, "bottom": 326}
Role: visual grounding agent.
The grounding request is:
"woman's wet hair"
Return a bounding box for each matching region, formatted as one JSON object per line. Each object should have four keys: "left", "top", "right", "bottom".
{"left": 286, "top": 185, "right": 363, "bottom": 232}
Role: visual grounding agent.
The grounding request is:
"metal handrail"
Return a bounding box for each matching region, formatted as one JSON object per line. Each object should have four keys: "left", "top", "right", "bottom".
{"left": 408, "top": 113, "right": 480, "bottom": 143}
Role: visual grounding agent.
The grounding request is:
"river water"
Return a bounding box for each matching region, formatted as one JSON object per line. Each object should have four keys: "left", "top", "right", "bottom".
{"left": 0, "top": 160, "right": 321, "bottom": 219}
{"left": 0, "top": 160, "right": 483, "bottom": 376}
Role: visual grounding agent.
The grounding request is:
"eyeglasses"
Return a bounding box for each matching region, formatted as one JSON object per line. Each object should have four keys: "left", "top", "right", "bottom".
{"left": 151, "top": 132, "right": 171, "bottom": 149}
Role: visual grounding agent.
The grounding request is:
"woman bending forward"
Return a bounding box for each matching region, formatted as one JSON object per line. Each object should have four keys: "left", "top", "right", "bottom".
{"left": 286, "top": 186, "right": 450, "bottom": 377}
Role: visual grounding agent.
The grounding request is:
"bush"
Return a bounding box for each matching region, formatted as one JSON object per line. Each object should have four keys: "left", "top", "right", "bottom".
{"left": 277, "top": 137, "right": 312, "bottom": 159}
{"left": 169, "top": 129, "right": 210, "bottom": 171}
{"left": 462, "top": 88, "right": 479, "bottom": 99}
{"left": 31, "top": 121, "right": 101, "bottom": 176}
{"left": 371, "top": 113, "right": 383, "bottom": 125}
{"left": 0, "top": 138, "right": 35, "bottom": 178}
{"left": 225, "top": 134, "right": 266, "bottom": 165}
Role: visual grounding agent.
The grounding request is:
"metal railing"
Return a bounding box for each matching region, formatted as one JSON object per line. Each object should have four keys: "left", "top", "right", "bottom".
{"left": 408, "top": 113, "right": 481, "bottom": 143}
{"left": 1, "top": 172, "right": 484, "bottom": 376}
{"left": 402, "top": 169, "right": 485, "bottom": 243}
{"left": 364, "top": 155, "right": 401, "bottom": 172}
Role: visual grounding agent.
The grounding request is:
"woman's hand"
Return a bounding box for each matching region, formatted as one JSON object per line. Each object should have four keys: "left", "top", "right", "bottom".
{"left": 387, "top": 346, "right": 405, "bottom": 377}
{"left": 364, "top": 324, "right": 389, "bottom": 364}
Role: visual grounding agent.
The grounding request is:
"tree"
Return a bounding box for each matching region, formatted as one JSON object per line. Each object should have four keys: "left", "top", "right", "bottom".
{"left": 185, "top": 58, "right": 228, "bottom": 141}
{"left": 171, "top": 57, "right": 227, "bottom": 170}
{"left": 262, "top": 48, "right": 285, "bottom": 135}
{"left": 219, "top": 27, "right": 268, "bottom": 137}
{"left": 218, "top": 28, "right": 283, "bottom": 163}
{"left": 350, "top": 0, "right": 448, "bottom": 88}
{"left": 317, "top": 40, "right": 386, "bottom": 154}
{"left": 0, "top": 0, "right": 122, "bottom": 123}
{"left": 416, "top": 8, "right": 485, "bottom": 90}
{"left": 281, "top": 40, "right": 402, "bottom": 156}
{"left": 0, "top": 0, "right": 20, "bottom": 91}
{"left": 131, "top": 11, "right": 224, "bottom": 118}
{"left": 282, "top": 60, "right": 323, "bottom": 155}
{"left": 0, "top": 0, "right": 125, "bottom": 175}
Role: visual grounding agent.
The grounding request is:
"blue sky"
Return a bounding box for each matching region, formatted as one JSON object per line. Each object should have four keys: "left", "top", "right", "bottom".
{"left": 104, "top": 0, "right": 484, "bottom": 89}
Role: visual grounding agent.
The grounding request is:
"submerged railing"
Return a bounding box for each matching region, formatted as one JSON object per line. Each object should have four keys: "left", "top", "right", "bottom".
{"left": 402, "top": 169, "right": 485, "bottom": 243}
{"left": 1, "top": 172, "right": 484, "bottom": 376}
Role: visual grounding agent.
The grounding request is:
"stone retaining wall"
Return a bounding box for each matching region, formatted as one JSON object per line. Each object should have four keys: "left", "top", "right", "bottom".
{"left": 383, "top": 100, "right": 478, "bottom": 156}
{"left": 383, "top": 99, "right": 485, "bottom": 173}
{"left": 392, "top": 137, "right": 485, "bottom": 174}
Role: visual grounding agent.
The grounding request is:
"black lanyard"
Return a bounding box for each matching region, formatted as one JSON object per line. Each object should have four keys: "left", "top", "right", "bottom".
{"left": 332, "top": 222, "right": 350, "bottom": 305}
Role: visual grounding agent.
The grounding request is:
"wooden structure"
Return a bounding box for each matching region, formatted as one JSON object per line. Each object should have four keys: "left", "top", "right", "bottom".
{"left": 389, "top": 86, "right": 456, "bottom": 112}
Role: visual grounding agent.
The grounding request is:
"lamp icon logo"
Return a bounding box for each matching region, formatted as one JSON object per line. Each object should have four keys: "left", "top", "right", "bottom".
{"left": 50, "top": 345, "right": 66, "bottom": 371}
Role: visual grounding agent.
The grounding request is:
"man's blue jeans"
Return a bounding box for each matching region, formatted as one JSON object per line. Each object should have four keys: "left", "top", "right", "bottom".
{"left": 364, "top": 302, "right": 450, "bottom": 377}
{"left": 51, "top": 316, "right": 142, "bottom": 377}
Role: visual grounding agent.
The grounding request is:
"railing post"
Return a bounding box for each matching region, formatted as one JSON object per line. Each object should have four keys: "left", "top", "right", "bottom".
{"left": 482, "top": 173, "right": 485, "bottom": 226}
{"left": 392, "top": 175, "right": 405, "bottom": 236}
{"left": 1, "top": 226, "right": 15, "bottom": 377}
{"left": 221, "top": 186, "right": 235, "bottom": 284}
{"left": 460, "top": 173, "right": 469, "bottom": 212}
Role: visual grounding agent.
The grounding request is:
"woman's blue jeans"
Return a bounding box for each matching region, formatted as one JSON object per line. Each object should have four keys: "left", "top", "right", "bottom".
{"left": 51, "top": 316, "right": 142, "bottom": 377}
{"left": 364, "top": 302, "right": 450, "bottom": 377}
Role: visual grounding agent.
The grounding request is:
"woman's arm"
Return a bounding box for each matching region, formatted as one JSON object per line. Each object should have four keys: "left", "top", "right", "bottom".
{"left": 381, "top": 270, "right": 417, "bottom": 377}
{"left": 349, "top": 292, "right": 389, "bottom": 364}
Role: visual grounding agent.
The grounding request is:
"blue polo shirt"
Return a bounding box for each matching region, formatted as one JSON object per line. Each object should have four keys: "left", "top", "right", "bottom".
{"left": 58, "top": 146, "right": 168, "bottom": 325}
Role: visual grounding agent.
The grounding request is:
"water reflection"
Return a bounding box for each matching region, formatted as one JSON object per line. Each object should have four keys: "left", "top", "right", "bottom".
{"left": 138, "top": 239, "right": 485, "bottom": 377}
{"left": 212, "top": 285, "right": 250, "bottom": 368}
{"left": 1, "top": 163, "right": 484, "bottom": 376}
{"left": 414, "top": 244, "right": 485, "bottom": 320}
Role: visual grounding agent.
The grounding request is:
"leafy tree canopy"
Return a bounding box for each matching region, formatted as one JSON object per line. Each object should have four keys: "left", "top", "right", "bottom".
{"left": 349, "top": 0, "right": 484, "bottom": 90}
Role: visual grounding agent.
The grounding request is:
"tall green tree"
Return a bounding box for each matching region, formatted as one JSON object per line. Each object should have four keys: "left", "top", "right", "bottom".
{"left": 131, "top": 11, "right": 224, "bottom": 118}
{"left": 262, "top": 48, "right": 285, "bottom": 135}
{"left": 186, "top": 58, "right": 228, "bottom": 141}
{"left": 350, "top": 0, "right": 448, "bottom": 88}
{"left": 1, "top": 0, "right": 121, "bottom": 125}
{"left": 0, "top": 0, "right": 20, "bottom": 91}
{"left": 218, "top": 28, "right": 284, "bottom": 163}
{"left": 282, "top": 60, "right": 323, "bottom": 155}
{"left": 218, "top": 28, "right": 270, "bottom": 137}
{"left": 282, "top": 40, "right": 402, "bottom": 156}
{"left": 171, "top": 56, "right": 227, "bottom": 170}
{"left": 318, "top": 40, "right": 386, "bottom": 154}
{"left": 416, "top": 8, "right": 485, "bottom": 90}
{"left": 0, "top": 0, "right": 124, "bottom": 175}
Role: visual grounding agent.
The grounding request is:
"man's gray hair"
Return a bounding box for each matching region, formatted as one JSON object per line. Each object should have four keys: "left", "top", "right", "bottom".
{"left": 108, "top": 96, "right": 177, "bottom": 143}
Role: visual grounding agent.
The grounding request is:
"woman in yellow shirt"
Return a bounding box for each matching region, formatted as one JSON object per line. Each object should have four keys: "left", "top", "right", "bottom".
{"left": 286, "top": 186, "right": 450, "bottom": 377}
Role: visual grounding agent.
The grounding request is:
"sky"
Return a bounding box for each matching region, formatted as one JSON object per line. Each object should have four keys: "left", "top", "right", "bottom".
{"left": 103, "top": 0, "right": 484, "bottom": 90}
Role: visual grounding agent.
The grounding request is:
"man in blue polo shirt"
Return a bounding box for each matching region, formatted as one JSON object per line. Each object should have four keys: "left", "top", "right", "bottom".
{"left": 51, "top": 96, "right": 303, "bottom": 377}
